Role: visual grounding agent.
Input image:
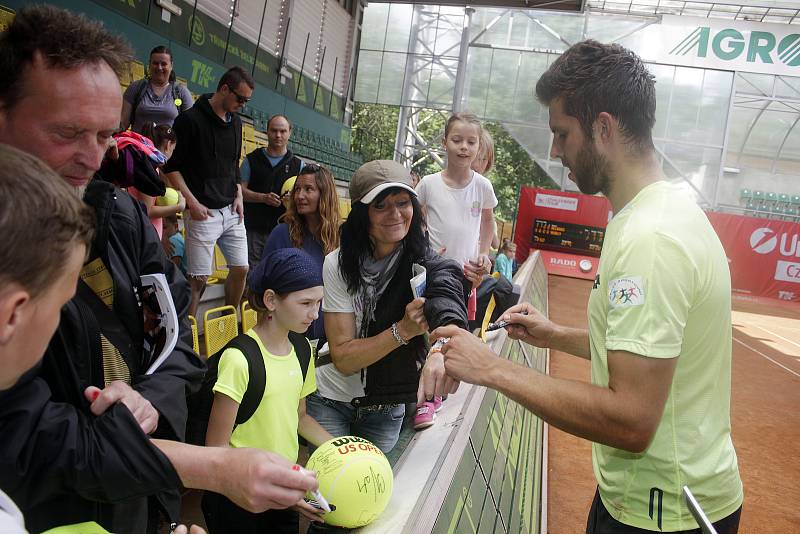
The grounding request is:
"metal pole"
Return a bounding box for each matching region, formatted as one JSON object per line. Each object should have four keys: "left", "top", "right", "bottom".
{"left": 452, "top": 7, "right": 474, "bottom": 112}
{"left": 296, "top": 32, "right": 310, "bottom": 100}
{"left": 328, "top": 56, "right": 338, "bottom": 117}
{"left": 275, "top": 17, "right": 292, "bottom": 90}
{"left": 252, "top": 0, "right": 269, "bottom": 77}
{"left": 223, "top": 0, "right": 237, "bottom": 64}
{"left": 188, "top": 0, "right": 200, "bottom": 48}
{"left": 713, "top": 73, "right": 738, "bottom": 211}
{"left": 313, "top": 46, "right": 327, "bottom": 110}
{"left": 511, "top": 183, "right": 522, "bottom": 241}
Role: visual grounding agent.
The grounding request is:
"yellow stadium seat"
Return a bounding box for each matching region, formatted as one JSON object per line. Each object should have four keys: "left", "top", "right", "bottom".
{"left": 203, "top": 305, "right": 238, "bottom": 357}
{"left": 339, "top": 199, "right": 352, "bottom": 219}
{"left": 188, "top": 314, "right": 200, "bottom": 354}
{"left": 131, "top": 61, "right": 145, "bottom": 81}
{"left": 241, "top": 301, "right": 257, "bottom": 333}
{"left": 211, "top": 245, "right": 229, "bottom": 282}
{"left": 119, "top": 62, "right": 135, "bottom": 86}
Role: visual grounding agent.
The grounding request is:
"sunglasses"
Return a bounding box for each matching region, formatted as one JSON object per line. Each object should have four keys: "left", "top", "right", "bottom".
{"left": 298, "top": 163, "right": 322, "bottom": 175}
{"left": 229, "top": 87, "right": 250, "bottom": 105}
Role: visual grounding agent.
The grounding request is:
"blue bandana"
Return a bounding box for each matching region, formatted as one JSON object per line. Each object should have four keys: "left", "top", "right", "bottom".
{"left": 248, "top": 248, "right": 323, "bottom": 295}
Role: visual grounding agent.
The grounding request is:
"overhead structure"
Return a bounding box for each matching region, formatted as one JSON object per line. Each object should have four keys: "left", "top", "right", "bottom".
{"left": 355, "top": 0, "right": 800, "bottom": 211}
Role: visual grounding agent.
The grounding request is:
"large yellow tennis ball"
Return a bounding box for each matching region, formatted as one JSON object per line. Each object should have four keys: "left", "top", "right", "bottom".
{"left": 306, "top": 436, "right": 393, "bottom": 528}
{"left": 281, "top": 175, "right": 297, "bottom": 197}
{"left": 156, "top": 187, "right": 179, "bottom": 206}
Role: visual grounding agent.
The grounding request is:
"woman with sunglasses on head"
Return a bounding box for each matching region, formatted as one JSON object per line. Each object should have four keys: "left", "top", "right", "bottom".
{"left": 304, "top": 160, "right": 469, "bottom": 461}
{"left": 264, "top": 164, "right": 340, "bottom": 344}
{"left": 120, "top": 46, "right": 194, "bottom": 133}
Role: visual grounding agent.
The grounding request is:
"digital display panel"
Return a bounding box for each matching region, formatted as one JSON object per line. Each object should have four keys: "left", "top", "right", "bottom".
{"left": 532, "top": 218, "right": 605, "bottom": 257}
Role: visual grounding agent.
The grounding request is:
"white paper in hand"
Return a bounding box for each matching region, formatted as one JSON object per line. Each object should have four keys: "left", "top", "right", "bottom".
{"left": 410, "top": 263, "right": 426, "bottom": 298}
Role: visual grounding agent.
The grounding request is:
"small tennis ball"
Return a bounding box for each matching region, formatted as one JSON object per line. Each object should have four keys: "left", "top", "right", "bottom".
{"left": 306, "top": 436, "right": 393, "bottom": 528}
{"left": 156, "top": 187, "right": 180, "bottom": 206}
{"left": 174, "top": 98, "right": 183, "bottom": 107}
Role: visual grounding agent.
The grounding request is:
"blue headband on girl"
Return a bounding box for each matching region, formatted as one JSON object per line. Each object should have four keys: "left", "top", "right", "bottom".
{"left": 248, "top": 248, "right": 323, "bottom": 295}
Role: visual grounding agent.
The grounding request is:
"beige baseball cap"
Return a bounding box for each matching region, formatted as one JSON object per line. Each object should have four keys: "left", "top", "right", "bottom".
{"left": 350, "top": 160, "right": 417, "bottom": 204}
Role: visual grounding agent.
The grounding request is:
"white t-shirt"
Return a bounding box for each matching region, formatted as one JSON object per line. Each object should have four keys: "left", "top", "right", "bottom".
{"left": 416, "top": 171, "right": 498, "bottom": 264}
{"left": 0, "top": 490, "right": 26, "bottom": 534}
{"left": 318, "top": 249, "right": 366, "bottom": 402}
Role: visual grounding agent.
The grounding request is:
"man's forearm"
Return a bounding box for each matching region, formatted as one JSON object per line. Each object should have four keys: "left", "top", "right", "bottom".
{"left": 241, "top": 184, "right": 264, "bottom": 203}
{"left": 484, "top": 359, "right": 647, "bottom": 452}
{"left": 152, "top": 439, "right": 226, "bottom": 493}
{"left": 550, "top": 325, "right": 591, "bottom": 360}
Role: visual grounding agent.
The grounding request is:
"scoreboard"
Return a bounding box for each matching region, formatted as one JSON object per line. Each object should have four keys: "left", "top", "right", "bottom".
{"left": 532, "top": 218, "right": 605, "bottom": 257}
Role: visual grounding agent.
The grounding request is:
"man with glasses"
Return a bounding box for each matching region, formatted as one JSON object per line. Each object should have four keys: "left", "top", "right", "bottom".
{"left": 240, "top": 114, "right": 304, "bottom": 269}
{"left": 164, "top": 66, "right": 253, "bottom": 316}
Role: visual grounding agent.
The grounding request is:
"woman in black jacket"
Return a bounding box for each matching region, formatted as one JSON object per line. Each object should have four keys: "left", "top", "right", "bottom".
{"left": 308, "top": 160, "right": 468, "bottom": 454}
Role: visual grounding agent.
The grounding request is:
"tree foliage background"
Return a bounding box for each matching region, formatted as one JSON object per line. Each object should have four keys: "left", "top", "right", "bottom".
{"left": 351, "top": 103, "right": 556, "bottom": 221}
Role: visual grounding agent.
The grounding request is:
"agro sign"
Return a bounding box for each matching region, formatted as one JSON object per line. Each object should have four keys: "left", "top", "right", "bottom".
{"left": 660, "top": 16, "right": 800, "bottom": 77}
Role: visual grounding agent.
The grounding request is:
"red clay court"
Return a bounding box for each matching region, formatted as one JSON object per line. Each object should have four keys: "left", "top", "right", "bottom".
{"left": 546, "top": 275, "right": 800, "bottom": 533}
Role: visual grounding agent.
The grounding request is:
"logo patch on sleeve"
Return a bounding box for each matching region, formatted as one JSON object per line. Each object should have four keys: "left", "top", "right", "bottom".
{"left": 608, "top": 276, "right": 645, "bottom": 308}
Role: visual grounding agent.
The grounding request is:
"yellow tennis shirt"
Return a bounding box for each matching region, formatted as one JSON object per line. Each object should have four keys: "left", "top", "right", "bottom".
{"left": 587, "top": 181, "right": 743, "bottom": 531}
{"left": 213, "top": 330, "right": 316, "bottom": 462}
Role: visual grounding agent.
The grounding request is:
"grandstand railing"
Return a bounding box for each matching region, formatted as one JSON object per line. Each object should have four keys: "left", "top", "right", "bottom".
{"left": 360, "top": 251, "right": 549, "bottom": 534}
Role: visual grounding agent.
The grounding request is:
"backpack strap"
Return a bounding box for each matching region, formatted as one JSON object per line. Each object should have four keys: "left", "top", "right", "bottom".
{"left": 172, "top": 83, "right": 188, "bottom": 112}
{"left": 129, "top": 79, "right": 149, "bottom": 130}
{"left": 224, "top": 334, "right": 266, "bottom": 426}
{"left": 288, "top": 331, "right": 312, "bottom": 382}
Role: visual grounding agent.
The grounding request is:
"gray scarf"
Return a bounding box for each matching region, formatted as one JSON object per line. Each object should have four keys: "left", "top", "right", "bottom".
{"left": 354, "top": 244, "right": 404, "bottom": 339}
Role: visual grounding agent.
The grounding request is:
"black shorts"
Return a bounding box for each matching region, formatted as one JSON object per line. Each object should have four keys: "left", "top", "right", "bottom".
{"left": 586, "top": 488, "right": 742, "bottom": 534}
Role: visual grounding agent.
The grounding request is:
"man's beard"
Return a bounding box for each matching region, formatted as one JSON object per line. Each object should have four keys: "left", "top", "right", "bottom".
{"left": 572, "top": 142, "right": 610, "bottom": 196}
{"left": 71, "top": 184, "right": 87, "bottom": 199}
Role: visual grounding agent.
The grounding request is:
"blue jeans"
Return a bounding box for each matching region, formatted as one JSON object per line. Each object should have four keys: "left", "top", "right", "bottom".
{"left": 306, "top": 392, "right": 405, "bottom": 453}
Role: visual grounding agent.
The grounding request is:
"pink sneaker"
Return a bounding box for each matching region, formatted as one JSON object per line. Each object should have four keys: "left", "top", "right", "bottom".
{"left": 414, "top": 401, "right": 436, "bottom": 430}
{"left": 433, "top": 396, "right": 443, "bottom": 412}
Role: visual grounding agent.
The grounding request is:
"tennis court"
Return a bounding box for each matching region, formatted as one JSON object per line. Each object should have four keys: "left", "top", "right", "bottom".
{"left": 545, "top": 275, "right": 800, "bottom": 533}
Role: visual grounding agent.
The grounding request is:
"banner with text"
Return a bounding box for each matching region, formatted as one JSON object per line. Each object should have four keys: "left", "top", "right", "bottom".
{"left": 706, "top": 211, "right": 800, "bottom": 303}
{"left": 658, "top": 15, "right": 800, "bottom": 77}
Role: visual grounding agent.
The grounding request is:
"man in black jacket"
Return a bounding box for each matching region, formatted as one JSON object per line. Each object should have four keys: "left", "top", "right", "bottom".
{"left": 240, "top": 114, "right": 303, "bottom": 268}
{"left": 164, "top": 67, "right": 252, "bottom": 317}
{"left": 0, "top": 6, "right": 317, "bottom": 533}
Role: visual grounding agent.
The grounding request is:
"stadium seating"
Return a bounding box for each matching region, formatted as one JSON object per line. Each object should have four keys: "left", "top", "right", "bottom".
{"left": 241, "top": 301, "right": 257, "bottom": 333}
{"left": 741, "top": 189, "right": 800, "bottom": 221}
{"left": 203, "top": 305, "right": 239, "bottom": 357}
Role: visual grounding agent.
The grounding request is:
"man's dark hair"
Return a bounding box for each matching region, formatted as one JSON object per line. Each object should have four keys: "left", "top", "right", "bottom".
{"left": 338, "top": 189, "right": 427, "bottom": 294}
{"left": 0, "top": 4, "right": 133, "bottom": 112}
{"left": 217, "top": 66, "right": 255, "bottom": 92}
{"left": 535, "top": 40, "right": 656, "bottom": 151}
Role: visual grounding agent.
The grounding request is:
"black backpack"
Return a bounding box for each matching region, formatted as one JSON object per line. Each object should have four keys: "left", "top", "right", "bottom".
{"left": 469, "top": 273, "right": 523, "bottom": 331}
{"left": 186, "top": 331, "right": 312, "bottom": 446}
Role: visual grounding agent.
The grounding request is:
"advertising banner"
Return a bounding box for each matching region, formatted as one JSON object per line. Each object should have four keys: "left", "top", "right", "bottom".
{"left": 537, "top": 250, "right": 599, "bottom": 281}
{"left": 658, "top": 15, "right": 800, "bottom": 77}
{"left": 514, "top": 187, "right": 612, "bottom": 280}
{"left": 706, "top": 211, "right": 800, "bottom": 303}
